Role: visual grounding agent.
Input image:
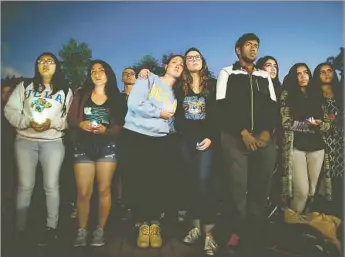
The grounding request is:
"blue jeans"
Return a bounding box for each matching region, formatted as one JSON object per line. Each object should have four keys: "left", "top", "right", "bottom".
{"left": 180, "top": 139, "right": 215, "bottom": 222}
{"left": 15, "top": 138, "right": 65, "bottom": 231}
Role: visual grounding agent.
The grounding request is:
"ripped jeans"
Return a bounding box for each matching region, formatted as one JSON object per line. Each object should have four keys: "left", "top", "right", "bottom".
{"left": 74, "top": 141, "right": 117, "bottom": 163}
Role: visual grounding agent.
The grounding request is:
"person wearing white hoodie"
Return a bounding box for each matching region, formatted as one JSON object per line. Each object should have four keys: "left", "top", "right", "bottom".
{"left": 4, "top": 52, "right": 73, "bottom": 246}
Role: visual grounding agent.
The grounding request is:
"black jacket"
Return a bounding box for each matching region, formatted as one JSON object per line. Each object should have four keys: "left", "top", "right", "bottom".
{"left": 119, "top": 92, "right": 129, "bottom": 124}
{"left": 216, "top": 61, "right": 279, "bottom": 136}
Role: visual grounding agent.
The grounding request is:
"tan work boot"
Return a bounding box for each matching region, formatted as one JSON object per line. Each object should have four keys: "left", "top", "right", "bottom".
{"left": 137, "top": 223, "right": 150, "bottom": 248}
{"left": 149, "top": 223, "right": 162, "bottom": 248}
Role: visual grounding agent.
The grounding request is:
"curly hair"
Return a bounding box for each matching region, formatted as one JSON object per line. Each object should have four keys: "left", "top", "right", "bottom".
{"left": 182, "top": 47, "right": 210, "bottom": 97}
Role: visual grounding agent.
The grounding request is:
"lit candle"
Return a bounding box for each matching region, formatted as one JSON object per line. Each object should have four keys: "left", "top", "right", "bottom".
{"left": 32, "top": 109, "right": 48, "bottom": 124}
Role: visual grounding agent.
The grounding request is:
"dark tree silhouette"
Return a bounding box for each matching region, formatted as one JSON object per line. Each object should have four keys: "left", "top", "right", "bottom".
{"left": 327, "top": 47, "right": 344, "bottom": 85}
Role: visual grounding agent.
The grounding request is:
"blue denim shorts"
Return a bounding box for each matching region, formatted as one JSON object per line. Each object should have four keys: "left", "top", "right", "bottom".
{"left": 74, "top": 142, "right": 117, "bottom": 163}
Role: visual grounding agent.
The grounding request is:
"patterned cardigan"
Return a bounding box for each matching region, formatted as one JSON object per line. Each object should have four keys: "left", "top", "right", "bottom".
{"left": 280, "top": 90, "right": 333, "bottom": 201}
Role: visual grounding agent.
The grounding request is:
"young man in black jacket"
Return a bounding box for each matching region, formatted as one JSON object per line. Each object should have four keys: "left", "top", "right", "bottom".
{"left": 115, "top": 67, "right": 137, "bottom": 220}
{"left": 119, "top": 67, "right": 136, "bottom": 116}
{"left": 216, "top": 33, "right": 279, "bottom": 254}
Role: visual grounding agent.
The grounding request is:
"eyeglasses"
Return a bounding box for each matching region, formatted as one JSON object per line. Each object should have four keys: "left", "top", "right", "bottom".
{"left": 123, "top": 72, "right": 135, "bottom": 76}
{"left": 186, "top": 55, "right": 201, "bottom": 62}
{"left": 37, "top": 59, "right": 55, "bottom": 65}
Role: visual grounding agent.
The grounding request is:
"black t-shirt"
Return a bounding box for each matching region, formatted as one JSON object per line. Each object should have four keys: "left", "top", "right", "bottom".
{"left": 119, "top": 92, "right": 129, "bottom": 123}
{"left": 181, "top": 92, "right": 207, "bottom": 143}
{"left": 77, "top": 96, "right": 111, "bottom": 145}
{"left": 83, "top": 96, "right": 110, "bottom": 125}
{"left": 292, "top": 95, "right": 325, "bottom": 151}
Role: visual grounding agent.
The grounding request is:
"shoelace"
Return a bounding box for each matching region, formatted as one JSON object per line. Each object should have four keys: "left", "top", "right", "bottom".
{"left": 93, "top": 227, "right": 103, "bottom": 237}
{"left": 178, "top": 210, "right": 187, "bottom": 216}
{"left": 77, "top": 229, "right": 87, "bottom": 238}
{"left": 150, "top": 225, "right": 160, "bottom": 236}
{"left": 206, "top": 236, "right": 218, "bottom": 250}
{"left": 190, "top": 228, "right": 200, "bottom": 239}
{"left": 140, "top": 225, "right": 149, "bottom": 236}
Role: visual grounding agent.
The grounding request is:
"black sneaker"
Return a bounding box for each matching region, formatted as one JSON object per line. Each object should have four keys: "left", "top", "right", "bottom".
{"left": 70, "top": 202, "right": 77, "bottom": 219}
{"left": 125, "top": 208, "right": 132, "bottom": 221}
{"left": 115, "top": 199, "right": 130, "bottom": 221}
{"left": 38, "top": 227, "right": 58, "bottom": 247}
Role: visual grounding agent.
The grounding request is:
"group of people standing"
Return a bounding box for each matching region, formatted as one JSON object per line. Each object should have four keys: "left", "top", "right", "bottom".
{"left": 2, "top": 32, "right": 343, "bottom": 256}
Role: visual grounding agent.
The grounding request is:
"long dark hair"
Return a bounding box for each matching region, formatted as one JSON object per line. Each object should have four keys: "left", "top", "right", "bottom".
{"left": 256, "top": 56, "right": 281, "bottom": 88}
{"left": 33, "top": 52, "right": 68, "bottom": 95}
{"left": 182, "top": 47, "right": 211, "bottom": 97}
{"left": 81, "top": 60, "right": 121, "bottom": 114}
{"left": 83, "top": 60, "right": 120, "bottom": 95}
{"left": 283, "top": 63, "right": 323, "bottom": 120}
{"left": 313, "top": 62, "right": 343, "bottom": 112}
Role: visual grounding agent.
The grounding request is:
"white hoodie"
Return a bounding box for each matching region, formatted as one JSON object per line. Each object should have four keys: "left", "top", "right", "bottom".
{"left": 4, "top": 81, "right": 73, "bottom": 141}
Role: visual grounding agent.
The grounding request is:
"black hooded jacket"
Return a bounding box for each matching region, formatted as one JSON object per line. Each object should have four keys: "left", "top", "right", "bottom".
{"left": 216, "top": 61, "right": 279, "bottom": 136}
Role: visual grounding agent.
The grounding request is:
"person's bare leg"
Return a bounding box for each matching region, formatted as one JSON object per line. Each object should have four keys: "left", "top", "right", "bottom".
{"left": 75, "top": 163, "right": 95, "bottom": 229}
{"left": 96, "top": 162, "right": 116, "bottom": 228}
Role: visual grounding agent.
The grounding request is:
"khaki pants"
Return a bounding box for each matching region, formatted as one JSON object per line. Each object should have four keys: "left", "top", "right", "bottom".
{"left": 290, "top": 148, "right": 324, "bottom": 213}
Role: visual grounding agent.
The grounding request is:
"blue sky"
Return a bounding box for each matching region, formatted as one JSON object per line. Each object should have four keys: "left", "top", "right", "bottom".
{"left": 1, "top": 1, "right": 344, "bottom": 90}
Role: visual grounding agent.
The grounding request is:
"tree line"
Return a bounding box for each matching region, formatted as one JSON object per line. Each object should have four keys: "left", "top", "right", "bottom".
{"left": 1, "top": 39, "right": 343, "bottom": 92}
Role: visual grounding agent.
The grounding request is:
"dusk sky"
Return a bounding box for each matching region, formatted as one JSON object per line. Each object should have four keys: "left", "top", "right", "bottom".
{"left": 1, "top": 1, "right": 344, "bottom": 90}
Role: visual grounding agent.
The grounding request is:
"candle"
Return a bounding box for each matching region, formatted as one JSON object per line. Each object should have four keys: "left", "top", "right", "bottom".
{"left": 32, "top": 109, "right": 48, "bottom": 124}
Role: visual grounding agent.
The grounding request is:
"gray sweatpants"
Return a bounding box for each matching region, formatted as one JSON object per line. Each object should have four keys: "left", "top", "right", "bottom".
{"left": 15, "top": 138, "right": 65, "bottom": 231}
{"left": 221, "top": 132, "right": 277, "bottom": 237}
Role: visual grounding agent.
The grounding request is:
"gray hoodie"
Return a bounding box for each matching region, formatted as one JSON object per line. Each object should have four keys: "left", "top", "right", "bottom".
{"left": 124, "top": 74, "right": 176, "bottom": 137}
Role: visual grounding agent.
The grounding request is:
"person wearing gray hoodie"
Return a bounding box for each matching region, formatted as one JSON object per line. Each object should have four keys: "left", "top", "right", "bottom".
{"left": 120, "top": 55, "right": 184, "bottom": 249}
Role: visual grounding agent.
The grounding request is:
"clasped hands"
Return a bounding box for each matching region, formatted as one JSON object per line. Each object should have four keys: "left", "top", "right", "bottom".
{"left": 241, "top": 130, "right": 270, "bottom": 151}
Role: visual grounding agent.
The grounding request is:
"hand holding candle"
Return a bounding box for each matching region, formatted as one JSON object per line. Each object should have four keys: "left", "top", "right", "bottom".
{"left": 31, "top": 109, "right": 51, "bottom": 132}
{"left": 32, "top": 109, "right": 48, "bottom": 124}
{"left": 30, "top": 119, "right": 51, "bottom": 132}
{"left": 307, "top": 117, "right": 322, "bottom": 126}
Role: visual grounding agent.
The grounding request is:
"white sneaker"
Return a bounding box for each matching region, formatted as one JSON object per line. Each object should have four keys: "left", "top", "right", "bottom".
{"left": 90, "top": 226, "right": 105, "bottom": 246}
{"left": 183, "top": 227, "right": 200, "bottom": 244}
{"left": 204, "top": 235, "right": 218, "bottom": 256}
